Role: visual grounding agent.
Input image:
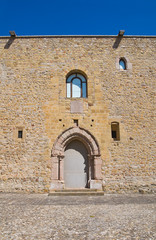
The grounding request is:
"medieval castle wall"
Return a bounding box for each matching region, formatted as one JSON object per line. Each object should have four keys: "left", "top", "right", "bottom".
{"left": 0, "top": 36, "right": 155, "bottom": 193}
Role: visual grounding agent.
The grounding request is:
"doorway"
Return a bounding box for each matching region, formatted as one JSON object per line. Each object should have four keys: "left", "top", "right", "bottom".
{"left": 64, "top": 140, "right": 89, "bottom": 188}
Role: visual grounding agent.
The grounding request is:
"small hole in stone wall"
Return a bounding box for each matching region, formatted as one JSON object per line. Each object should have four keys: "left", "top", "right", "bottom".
{"left": 73, "top": 119, "right": 78, "bottom": 126}
{"left": 18, "top": 130, "right": 23, "bottom": 139}
{"left": 92, "top": 119, "right": 94, "bottom": 122}
{"left": 90, "top": 124, "right": 93, "bottom": 127}
{"left": 63, "top": 124, "right": 65, "bottom": 127}
{"left": 59, "top": 119, "right": 62, "bottom": 121}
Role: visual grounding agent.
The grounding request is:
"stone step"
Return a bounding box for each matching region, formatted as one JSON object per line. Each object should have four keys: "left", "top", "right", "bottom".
{"left": 54, "top": 188, "right": 99, "bottom": 192}
{"left": 48, "top": 192, "right": 104, "bottom": 196}
{"left": 49, "top": 189, "right": 104, "bottom": 196}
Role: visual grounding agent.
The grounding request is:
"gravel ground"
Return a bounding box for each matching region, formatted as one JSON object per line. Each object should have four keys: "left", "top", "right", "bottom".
{"left": 0, "top": 193, "right": 156, "bottom": 240}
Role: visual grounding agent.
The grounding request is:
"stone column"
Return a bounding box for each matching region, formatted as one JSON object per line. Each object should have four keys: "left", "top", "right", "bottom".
{"left": 59, "top": 155, "right": 64, "bottom": 181}
{"left": 89, "top": 155, "right": 102, "bottom": 190}
{"left": 50, "top": 155, "right": 65, "bottom": 190}
{"left": 88, "top": 154, "right": 91, "bottom": 182}
{"left": 51, "top": 155, "right": 59, "bottom": 180}
{"left": 94, "top": 156, "right": 102, "bottom": 180}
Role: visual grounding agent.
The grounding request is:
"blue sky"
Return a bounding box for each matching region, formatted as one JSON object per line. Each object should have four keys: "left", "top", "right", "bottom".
{"left": 0, "top": 0, "right": 156, "bottom": 36}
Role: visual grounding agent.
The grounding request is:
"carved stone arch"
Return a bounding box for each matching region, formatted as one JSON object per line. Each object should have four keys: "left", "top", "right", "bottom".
{"left": 65, "top": 68, "right": 89, "bottom": 80}
{"left": 52, "top": 126, "right": 100, "bottom": 156}
{"left": 50, "top": 127, "right": 102, "bottom": 191}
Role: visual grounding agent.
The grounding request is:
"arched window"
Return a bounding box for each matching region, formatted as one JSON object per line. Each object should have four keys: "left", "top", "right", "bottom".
{"left": 66, "top": 73, "right": 87, "bottom": 98}
{"left": 119, "top": 58, "right": 126, "bottom": 70}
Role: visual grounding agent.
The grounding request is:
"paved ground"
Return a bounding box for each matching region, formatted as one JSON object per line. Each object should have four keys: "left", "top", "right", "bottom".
{"left": 0, "top": 193, "right": 156, "bottom": 240}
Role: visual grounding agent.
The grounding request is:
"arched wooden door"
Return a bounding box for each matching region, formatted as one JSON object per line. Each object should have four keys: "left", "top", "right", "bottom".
{"left": 64, "top": 140, "right": 89, "bottom": 188}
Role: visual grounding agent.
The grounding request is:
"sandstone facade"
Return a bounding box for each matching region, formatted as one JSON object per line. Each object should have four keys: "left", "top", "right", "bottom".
{"left": 0, "top": 35, "right": 155, "bottom": 193}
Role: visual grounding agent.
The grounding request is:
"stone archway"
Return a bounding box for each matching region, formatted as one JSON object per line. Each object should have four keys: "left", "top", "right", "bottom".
{"left": 50, "top": 127, "right": 102, "bottom": 191}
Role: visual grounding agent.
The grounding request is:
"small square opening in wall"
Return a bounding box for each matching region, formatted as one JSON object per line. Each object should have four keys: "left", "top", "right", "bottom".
{"left": 111, "top": 122, "right": 120, "bottom": 141}
{"left": 73, "top": 119, "right": 78, "bottom": 126}
{"left": 18, "top": 130, "right": 23, "bottom": 138}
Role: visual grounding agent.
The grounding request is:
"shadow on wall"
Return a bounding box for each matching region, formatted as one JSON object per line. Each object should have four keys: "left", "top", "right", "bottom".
{"left": 4, "top": 37, "right": 15, "bottom": 49}
{"left": 113, "top": 36, "right": 123, "bottom": 49}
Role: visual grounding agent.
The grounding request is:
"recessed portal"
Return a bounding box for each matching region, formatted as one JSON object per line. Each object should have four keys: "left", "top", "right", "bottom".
{"left": 64, "top": 140, "right": 88, "bottom": 188}
{"left": 50, "top": 127, "right": 102, "bottom": 191}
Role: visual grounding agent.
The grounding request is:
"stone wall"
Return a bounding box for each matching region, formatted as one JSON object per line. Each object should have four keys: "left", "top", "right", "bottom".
{"left": 0, "top": 36, "right": 155, "bottom": 193}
